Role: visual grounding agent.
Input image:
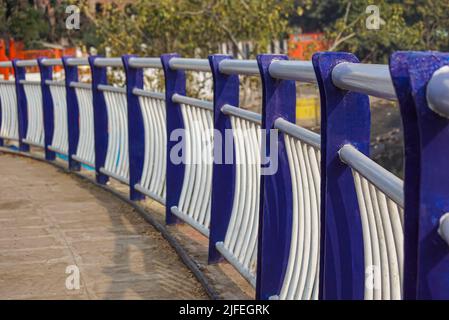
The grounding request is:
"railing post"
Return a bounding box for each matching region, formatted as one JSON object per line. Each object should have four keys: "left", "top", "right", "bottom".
{"left": 255, "top": 54, "right": 296, "bottom": 299}
{"left": 312, "top": 52, "right": 370, "bottom": 299}
{"left": 62, "top": 56, "right": 81, "bottom": 171}
{"left": 88, "top": 56, "right": 109, "bottom": 184}
{"left": 160, "top": 53, "right": 185, "bottom": 224}
{"left": 122, "top": 55, "right": 145, "bottom": 201}
{"left": 12, "top": 59, "right": 29, "bottom": 152}
{"left": 389, "top": 52, "right": 422, "bottom": 300}
{"left": 37, "top": 58, "right": 56, "bottom": 161}
{"left": 400, "top": 52, "right": 449, "bottom": 299}
{"left": 207, "top": 54, "right": 239, "bottom": 263}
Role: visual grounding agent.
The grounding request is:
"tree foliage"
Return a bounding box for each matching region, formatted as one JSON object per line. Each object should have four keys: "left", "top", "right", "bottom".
{"left": 79, "top": 0, "right": 299, "bottom": 58}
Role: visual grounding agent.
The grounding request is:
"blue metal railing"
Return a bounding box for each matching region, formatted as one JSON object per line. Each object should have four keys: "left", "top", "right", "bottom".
{"left": 0, "top": 51, "right": 448, "bottom": 300}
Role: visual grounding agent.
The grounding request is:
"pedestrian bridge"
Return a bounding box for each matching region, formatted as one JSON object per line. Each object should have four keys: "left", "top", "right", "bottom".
{"left": 0, "top": 51, "right": 448, "bottom": 300}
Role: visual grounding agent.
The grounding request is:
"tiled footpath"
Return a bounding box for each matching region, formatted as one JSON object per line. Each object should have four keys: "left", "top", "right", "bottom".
{"left": 0, "top": 153, "right": 208, "bottom": 299}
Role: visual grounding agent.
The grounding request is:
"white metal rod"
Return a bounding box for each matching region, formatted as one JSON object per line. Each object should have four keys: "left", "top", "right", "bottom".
{"left": 269, "top": 60, "right": 317, "bottom": 83}
{"left": 215, "top": 241, "right": 257, "bottom": 287}
{"left": 129, "top": 57, "right": 162, "bottom": 69}
{"left": 66, "top": 58, "right": 89, "bottom": 66}
{"left": 438, "top": 213, "right": 449, "bottom": 247}
{"left": 0, "top": 61, "right": 13, "bottom": 68}
{"left": 172, "top": 93, "right": 213, "bottom": 111}
{"left": 332, "top": 62, "right": 397, "bottom": 100}
{"left": 219, "top": 60, "right": 259, "bottom": 76}
{"left": 221, "top": 104, "right": 261, "bottom": 124}
{"left": 274, "top": 117, "right": 320, "bottom": 149}
{"left": 427, "top": 65, "right": 449, "bottom": 119}
{"left": 41, "top": 58, "right": 63, "bottom": 66}
{"left": 70, "top": 82, "right": 91, "bottom": 89}
{"left": 19, "top": 80, "right": 40, "bottom": 85}
{"left": 45, "top": 80, "right": 65, "bottom": 86}
{"left": 169, "top": 58, "right": 210, "bottom": 72}
{"left": 16, "top": 60, "right": 38, "bottom": 67}
{"left": 98, "top": 84, "right": 126, "bottom": 94}
{"left": 339, "top": 144, "right": 404, "bottom": 207}
{"left": 132, "top": 88, "right": 165, "bottom": 100}
{"left": 93, "top": 57, "right": 123, "bottom": 67}
{"left": 171, "top": 206, "right": 210, "bottom": 237}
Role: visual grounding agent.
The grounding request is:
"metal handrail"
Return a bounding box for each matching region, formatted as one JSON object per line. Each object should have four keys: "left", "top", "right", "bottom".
{"left": 0, "top": 61, "right": 13, "bottom": 68}
{"left": 93, "top": 57, "right": 123, "bottom": 67}
{"left": 19, "top": 80, "right": 40, "bottom": 85}
{"left": 219, "top": 59, "right": 259, "bottom": 76}
{"left": 269, "top": 60, "right": 317, "bottom": 84}
{"left": 221, "top": 104, "right": 261, "bottom": 124}
{"left": 129, "top": 57, "right": 162, "bottom": 69}
{"left": 274, "top": 118, "right": 320, "bottom": 149}
{"left": 133, "top": 88, "right": 165, "bottom": 100}
{"left": 427, "top": 65, "right": 449, "bottom": 119}
{"left": 332, "top": 62, "right": 397, "bottom": 101}
{"left": 41, "top": 59, "right": 63, "bottom": 66}
{"left": 45, "top": 80, "right": 65, "bottom": 86}
{"left": 98, "top": 84, "right": 126, "bottom": 94}
{"left": 66, "top": 58, "right": 89, "bottom": 66}
{"left": 169, "top": 58, "right": 211, "bottom": 72}
{"left": 339, "top": 144, "right": 404, "bottom": 207}
{"left": 70, "top": 82, "right": 91, "bottom": 89}
{"left": 16, "top": 60, "right": 38, "bottom": 68}
{"left": 172, "top": 93, "right": 213, "bottom": 111}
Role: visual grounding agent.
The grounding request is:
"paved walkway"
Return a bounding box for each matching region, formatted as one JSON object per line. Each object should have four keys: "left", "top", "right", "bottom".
{"left": 0, "top": 153, "right": 207, "bottom": 299}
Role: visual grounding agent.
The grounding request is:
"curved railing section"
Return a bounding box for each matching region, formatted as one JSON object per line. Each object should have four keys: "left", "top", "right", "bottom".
{"left": 172, "top": 94, "right": 213, "bottom": 236}
{"left": 134, "top": 89, "right": 167, "bottom": 203}
{"left": 99, "top": 84, "right": 129, "bottom": 183}
{"left": 21, "top": 79, "right": 44, "bottom": 147}
{"left": 0, "top": 77, "right": 18, "bottom": 141}
{"left": 340, "top": 144, "right": 404, "bottom": 300}
{"left": 218, "top": 105, "right": 261, "bottom": 286}
{"left": 47, "top": 80, "right": 68, "bottom": 155}
{"left": 162, "top": 57, "right": 214, "bottom": 237}
{"left": 0, "top": 51, "right": 448, "bottom": 300}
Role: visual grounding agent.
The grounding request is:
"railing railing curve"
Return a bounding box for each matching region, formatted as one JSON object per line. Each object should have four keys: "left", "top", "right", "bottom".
{"left": 0, "top": 50, "right": 448, "bottom": 300}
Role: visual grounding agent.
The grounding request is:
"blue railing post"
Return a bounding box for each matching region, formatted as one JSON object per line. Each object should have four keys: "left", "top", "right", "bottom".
{"left": 88, "top": 56, "right": 109, "bottom": 184}
{"left": 37, "top": 58, "right": 56, "bottom": 161}
{"left": 62, "top": 56, "right": 81, "bottom": 171}
{"left": 207, "top": 54, "right": 239, "bottom": 263}
{"left": 255, "top": 54, "right": 296, "bottom": 299}
{"left": 12, "top": 59, "right": 29, "bottom": 152}
{"left": 401, "top": 52, "right": 449, "bottom": 299}
{"left": 122, "top": 55, "right": 145, "bottom": 201}
{"left": 160, "top": 53, "right": 185, "bottom": 225}
{"left": 389, "top": 52, "right": 422, "bottom": 300}
{"left": 312, "top": 52, "right": 370, "bottom": 300}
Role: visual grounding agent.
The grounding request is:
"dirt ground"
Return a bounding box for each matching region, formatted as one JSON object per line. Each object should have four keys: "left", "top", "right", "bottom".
{"left": 0, "top": 153, "right": 208, "bottom": 299}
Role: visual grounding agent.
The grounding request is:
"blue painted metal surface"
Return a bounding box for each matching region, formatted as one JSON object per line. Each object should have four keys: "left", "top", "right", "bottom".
{"left": 122, "top": 55, "right": 145, "bottom": 201}
{"left": 37, "top": 58, "right": 56, "bottom": 161}
{"left": 160, "top": 53, "right": 186, "bottom": 225}
{"left": 62, "top": 56, "right": 81, "bottom": 171}
{"left": 389, "top": 52, "right": 421, "bottom": 300}
{"left": 256, "top": 54, "right": 295, "bottom": 300}
{"left": 12, "top": 59, "right": 29, "bottom": 152}
{"left": 208, "top": 54, "right": 239, "bottom": 263}
{"left": 312, "top": 52, "right": 369, "bottom": 300}
{"left": 406, "top": 52, "right": 449, "bottom": 299}
{"left": 88, "top": 56, "right": 109, "bottom": 184}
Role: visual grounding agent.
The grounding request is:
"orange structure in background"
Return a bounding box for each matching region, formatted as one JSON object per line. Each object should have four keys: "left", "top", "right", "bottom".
{"left": 0, "top": 39, "right": 76, "bottom": 79}
{"left": 288, "top": 33, "right": 327, "bottom": 60}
